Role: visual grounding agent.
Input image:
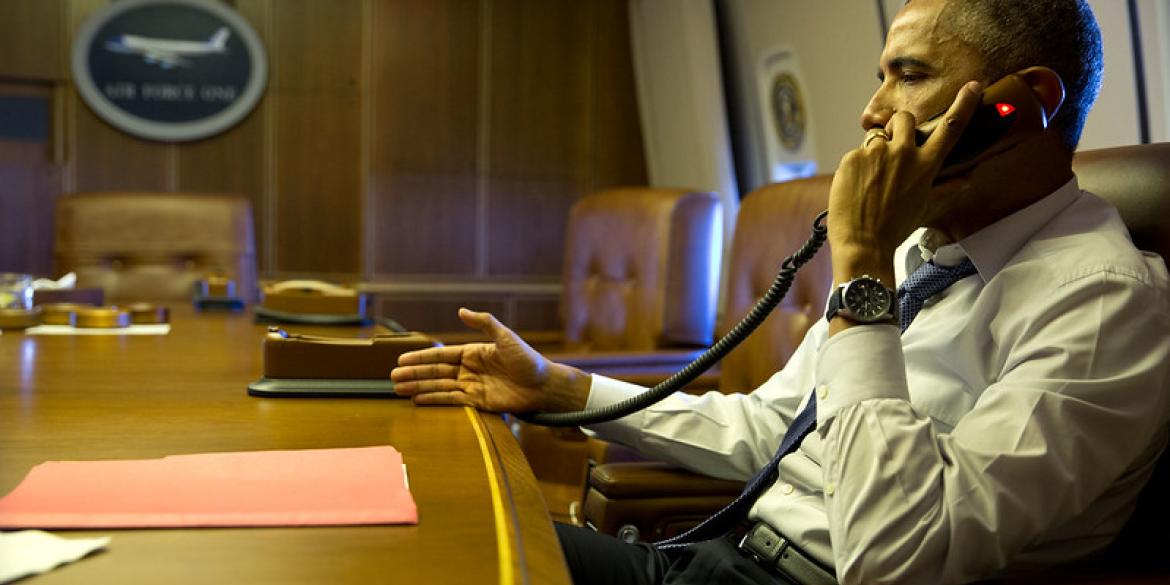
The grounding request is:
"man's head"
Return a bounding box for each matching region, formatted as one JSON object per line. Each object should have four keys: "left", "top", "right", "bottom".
{"left": 863, "top": 0, "right": 1102, "bottom": 153}
{"left": 938, "top": 0, "right": 1103, "bottom": 152}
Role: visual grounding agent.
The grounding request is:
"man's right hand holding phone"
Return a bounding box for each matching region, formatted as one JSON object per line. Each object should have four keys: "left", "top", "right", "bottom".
{"left": 826, "top": 81, "right": 983, "bottom": 312}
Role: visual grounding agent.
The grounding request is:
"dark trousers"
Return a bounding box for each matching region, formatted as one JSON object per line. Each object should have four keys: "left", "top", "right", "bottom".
{"left": 555, "top": 523, "right": 794, "bottom": 585}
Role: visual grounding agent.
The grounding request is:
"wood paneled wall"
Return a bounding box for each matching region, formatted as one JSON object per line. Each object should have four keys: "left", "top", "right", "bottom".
{"left": 0, "top": 0, "right": 646, "bottom": 332}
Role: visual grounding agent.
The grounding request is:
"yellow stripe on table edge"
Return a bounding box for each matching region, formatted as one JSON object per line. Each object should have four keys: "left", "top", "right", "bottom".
{"left": 465, "top": 406, "right": 516, "bottom": 585}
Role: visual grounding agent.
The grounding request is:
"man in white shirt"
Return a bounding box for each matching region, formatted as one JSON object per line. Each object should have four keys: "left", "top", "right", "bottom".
{"left": 391, "top": 0, "right": 1170, "bottom": 583}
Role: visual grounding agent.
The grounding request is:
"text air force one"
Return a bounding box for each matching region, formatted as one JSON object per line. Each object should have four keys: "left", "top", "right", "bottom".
{"left": 105, "top": 27, "right": 230, "bottom": 69}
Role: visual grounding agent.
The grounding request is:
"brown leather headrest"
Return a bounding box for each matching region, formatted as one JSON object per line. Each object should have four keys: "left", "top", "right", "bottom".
{"left": 1073, "top": 142, "right": 1170, "bottom": 259}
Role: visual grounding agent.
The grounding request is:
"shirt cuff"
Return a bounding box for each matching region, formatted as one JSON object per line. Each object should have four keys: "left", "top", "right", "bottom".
{"left": 814, "top": 324, "right": 909, "bottom": 426}
{"left": 581, "top": 374, "right": 652, "bottom": 447}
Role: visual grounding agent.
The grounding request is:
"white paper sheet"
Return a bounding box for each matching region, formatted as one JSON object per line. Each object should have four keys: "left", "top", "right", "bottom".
{"left": 0, "top": 530, "right": 109, "bottom": 583}
{"left": 23, "top": 324, "right": 171, "bottom": 336}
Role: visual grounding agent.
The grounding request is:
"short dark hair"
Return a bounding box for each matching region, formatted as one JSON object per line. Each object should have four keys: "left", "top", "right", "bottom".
{"left": 939, "top": 0, "right": 1103, "bottom": 152}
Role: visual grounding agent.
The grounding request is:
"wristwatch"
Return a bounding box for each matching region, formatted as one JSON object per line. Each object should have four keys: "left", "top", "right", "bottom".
{"left": 825, "top": 275, "right": 898, "bottom": 324}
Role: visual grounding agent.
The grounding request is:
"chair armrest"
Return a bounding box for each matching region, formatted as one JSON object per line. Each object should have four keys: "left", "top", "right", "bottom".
{"left": 589, "top": 461, "right": 745, "bottom": 498}
{"left": 582, "top": 461, "right": 745, "bottom": 541}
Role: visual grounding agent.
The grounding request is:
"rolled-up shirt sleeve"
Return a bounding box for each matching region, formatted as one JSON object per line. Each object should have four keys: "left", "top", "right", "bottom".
{"left": 815, "top": 269, "right": 1170, "bottom": 585}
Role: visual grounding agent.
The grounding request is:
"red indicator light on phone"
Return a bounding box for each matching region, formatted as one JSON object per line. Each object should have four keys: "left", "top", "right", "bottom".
{"left": 996, "top": 103, "right": 1016, "bottom": 117}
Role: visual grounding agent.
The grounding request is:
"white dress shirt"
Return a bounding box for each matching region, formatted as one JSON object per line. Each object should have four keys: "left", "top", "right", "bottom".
{"left": 583, "top": 177, "right": 1170, "bottom": 585}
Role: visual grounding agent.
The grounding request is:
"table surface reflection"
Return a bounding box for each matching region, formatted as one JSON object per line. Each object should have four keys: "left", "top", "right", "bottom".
{"left": 0, "top": 307, "right": 569, "bottom": 584}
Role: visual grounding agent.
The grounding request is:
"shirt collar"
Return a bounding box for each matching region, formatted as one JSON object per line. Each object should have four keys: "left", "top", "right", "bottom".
{"left": 898, "top": 177, "right": 1082, "bottom": 283}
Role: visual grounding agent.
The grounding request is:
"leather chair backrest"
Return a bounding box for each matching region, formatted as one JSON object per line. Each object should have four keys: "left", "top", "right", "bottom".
{"left": 561, "top": 188, "right": 722, "bottom": 352}
{"left": 1072, "top": 142, "right": 1170, "bottom": 261}
{"left": 1071, "top": 142, "right": 1170, "bottom": 570}
{"left": 55, "top": 192, "right": 257, "bottom": 303}
{"left": 717, "top": 176, "right": 834, "bottom": 393}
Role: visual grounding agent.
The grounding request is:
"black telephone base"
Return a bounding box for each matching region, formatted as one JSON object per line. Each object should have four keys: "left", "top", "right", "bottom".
{"left": 194, "top": 296, "right": 246, "bottom": 312}
{"left": 247, "top": 377, "right": 400, "bottom": 398}
{"left": 252, "top": 305, "right": 370, "bottom": 326}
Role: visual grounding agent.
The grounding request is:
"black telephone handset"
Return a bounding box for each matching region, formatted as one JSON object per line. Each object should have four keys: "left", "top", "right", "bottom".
{"left": 916, "top": 73, "right": 1049, "bottom": 182}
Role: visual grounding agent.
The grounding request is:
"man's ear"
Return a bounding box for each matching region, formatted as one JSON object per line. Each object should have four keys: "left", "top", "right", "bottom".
{"left": 1016, "top": 66, "right": 1066, "bottom": 124}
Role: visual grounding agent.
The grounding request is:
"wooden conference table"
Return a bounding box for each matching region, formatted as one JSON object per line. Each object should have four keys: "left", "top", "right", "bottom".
{"left": 0, "top": 306, "right": 571, "bottom": 584}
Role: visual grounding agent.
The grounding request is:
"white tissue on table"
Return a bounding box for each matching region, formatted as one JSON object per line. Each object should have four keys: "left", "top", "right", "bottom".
{"left": 0, "top": 530, "right": 110, "bottom": 583}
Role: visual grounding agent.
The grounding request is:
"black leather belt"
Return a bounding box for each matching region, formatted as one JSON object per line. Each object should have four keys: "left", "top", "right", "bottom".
{"left": 737, "top": 522, "right": 838, "bottom": 585}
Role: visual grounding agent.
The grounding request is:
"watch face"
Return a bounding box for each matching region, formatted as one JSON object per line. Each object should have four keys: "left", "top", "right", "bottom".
{"left": 843, "top": 278, "right": 892, "bottom": 321}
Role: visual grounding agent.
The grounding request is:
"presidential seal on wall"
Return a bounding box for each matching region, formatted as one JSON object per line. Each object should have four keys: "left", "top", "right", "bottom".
{"left": 757, "top": 47, "right": 816, "bottom": 182}
{"left": 71, "top": 0, "right": 268, "bottom": 142}
{"left": 769, "top": 72, "right": 806, "bottom": 152}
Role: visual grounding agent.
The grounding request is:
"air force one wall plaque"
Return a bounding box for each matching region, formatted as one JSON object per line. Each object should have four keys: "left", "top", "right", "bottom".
{"left": 72, "top": 0, "right": 268, "bottom": 142}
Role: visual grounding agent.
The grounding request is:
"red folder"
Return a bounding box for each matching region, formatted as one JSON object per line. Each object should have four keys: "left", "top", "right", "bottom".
{"left": 0, "top": 446, "right": 417, "bottom": 528}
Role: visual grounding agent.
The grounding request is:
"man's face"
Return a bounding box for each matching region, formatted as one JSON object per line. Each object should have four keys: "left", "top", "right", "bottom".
{"left": 861, "top": 0, "right": 989, "bottom": 131}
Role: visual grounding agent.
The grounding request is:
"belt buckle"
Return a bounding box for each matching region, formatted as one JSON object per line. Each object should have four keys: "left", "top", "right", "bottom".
{"left": 738, "top": 522, "right": 787, "bottom": 564}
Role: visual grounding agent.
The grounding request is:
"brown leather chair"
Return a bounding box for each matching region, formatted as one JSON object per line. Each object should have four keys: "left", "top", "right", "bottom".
{"left": 581, "top": 175, "right": 834, "bottom": 541}
{"left": 514, "top": 187, "right": 723, "bottom": 524}
{"left": 54, "top": 192, "right": 257, "bottom": 303}
{"left": 713, "top": 176, "right": 835, "bottom": 394}
{"left": 558, "top": 187, "right": 722, "bottom": 353}
{"left": 584, "top": 144, "right": 1170, "bottom": 582}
